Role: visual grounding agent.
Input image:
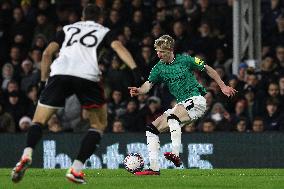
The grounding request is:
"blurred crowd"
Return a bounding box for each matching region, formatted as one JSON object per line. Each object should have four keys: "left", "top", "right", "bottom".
{"left": 0, "top": 0, "right": 284, "bottom": 133}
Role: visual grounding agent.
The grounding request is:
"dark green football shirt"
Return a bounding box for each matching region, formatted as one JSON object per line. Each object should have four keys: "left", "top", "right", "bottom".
{"left": 148, "top": 54, "right": 207, "bottom": 103}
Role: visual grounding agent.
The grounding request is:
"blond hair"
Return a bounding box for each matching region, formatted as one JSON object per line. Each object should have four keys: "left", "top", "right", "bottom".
{"left": 154, "top": 35, "right": 175, "bottom": 51}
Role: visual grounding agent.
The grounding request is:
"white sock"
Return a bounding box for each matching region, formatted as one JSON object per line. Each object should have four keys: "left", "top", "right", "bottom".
{"left": 22, "top": 147, "right": 33, "bottom": 159}
{"left": 168, "top": 119, "right": 181, "bottom": 156}
{"left": 146, "top": 131, "right": 160, "bottom": 171}
{"left": 72, "top": 160, "right": 84, "bottom": 172}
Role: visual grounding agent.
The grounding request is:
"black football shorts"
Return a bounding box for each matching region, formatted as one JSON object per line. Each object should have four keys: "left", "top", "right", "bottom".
{"left": 39, "top": 75, "right": 105, "bottom": 109}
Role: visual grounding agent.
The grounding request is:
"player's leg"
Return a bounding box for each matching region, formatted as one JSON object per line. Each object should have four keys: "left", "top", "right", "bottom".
{"left": 165, "top": 96, "right": 207, "bottom": 166}
{"left": 12, "top": 75, "right": 68, "bottom": 183}
{"left": 67, "top": 79, "right": 106, "bottom": 184}
{"left": 135, "top": 114, "right": 168, "bottom": 175}
{"left": 67, "top": 105, "right": 107, "bottom": 184}
{"left": 164, "top": 104, "right": 189, "bottom": 167}
{"left": 12, "top": 105, "right": 57, "bottom": 183}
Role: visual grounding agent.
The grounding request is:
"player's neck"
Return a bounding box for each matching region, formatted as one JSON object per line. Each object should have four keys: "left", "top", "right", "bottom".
{"left": 167, "top": 54, "right": 175, "bottom": 64}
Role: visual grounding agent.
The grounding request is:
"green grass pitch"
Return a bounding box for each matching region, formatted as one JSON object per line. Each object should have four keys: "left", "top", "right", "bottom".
{"left": 0, "top": 169, "right": 284, "bottom": 189}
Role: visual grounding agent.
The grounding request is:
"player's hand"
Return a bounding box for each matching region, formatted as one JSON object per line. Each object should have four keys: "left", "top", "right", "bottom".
{"left": 128, "top": 87, "right": 140, "bottom": 97}
{"left": 221, "top": 86, "right": 237, "bottom": 97}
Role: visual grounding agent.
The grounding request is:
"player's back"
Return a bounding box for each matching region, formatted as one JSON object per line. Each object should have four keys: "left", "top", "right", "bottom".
{"left": 50, "top": 21, "right": 110, "bottom": 82}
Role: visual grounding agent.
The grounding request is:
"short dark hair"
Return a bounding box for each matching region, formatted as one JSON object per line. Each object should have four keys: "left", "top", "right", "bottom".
{"left": 82, "top": 4, "right": 102, "bottom": 21}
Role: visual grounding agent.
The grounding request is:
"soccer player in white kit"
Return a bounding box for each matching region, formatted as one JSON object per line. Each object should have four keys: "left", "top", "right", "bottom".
{"left": 11, "top": 4, "right": 142, "bottom": 184}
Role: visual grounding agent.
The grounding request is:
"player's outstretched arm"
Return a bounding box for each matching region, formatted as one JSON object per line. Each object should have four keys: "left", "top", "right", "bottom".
{"left": 41, "top": 42, "right": 60, "bottom": 82}
{"left": 128, "top": 81, "right": 153, "bottom": 97}
{"left": 205, "top": 65, "right": 237, "bottom": 97}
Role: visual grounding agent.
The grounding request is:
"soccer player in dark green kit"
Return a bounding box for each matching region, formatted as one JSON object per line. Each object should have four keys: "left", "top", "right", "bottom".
{"left": 128, "top": 35, "right": 237, "bottom": 175}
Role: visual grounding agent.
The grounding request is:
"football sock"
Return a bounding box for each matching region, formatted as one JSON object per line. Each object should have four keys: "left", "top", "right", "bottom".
{"left": 26, "top": 123, "right": 43, "bottom": 149}
{"left": 76, "top": 130, "right": 101, "bottom": 165}
{"left": 72, "top": 160, "right": 84, "bottom": 173}
{"left": 146, "top": 124, "right": 160, "bottom": 171}
{"left": 22, "top": 123, "right": 43, "bottom": 160}
{"left": 22, "top": 147, "right": 33, "bottom": 160}
{"left": 167, "top": 114, "right": 182, "bottom": 156}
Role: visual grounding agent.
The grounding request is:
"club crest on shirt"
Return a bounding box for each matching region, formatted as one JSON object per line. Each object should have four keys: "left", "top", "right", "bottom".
{"left": 194, "top": 57, "right": 203, "bottom": 65}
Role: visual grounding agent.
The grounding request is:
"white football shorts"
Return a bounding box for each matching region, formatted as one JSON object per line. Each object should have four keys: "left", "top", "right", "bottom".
{"left": 164, "top": 95, "right": 207, "bottom": 120}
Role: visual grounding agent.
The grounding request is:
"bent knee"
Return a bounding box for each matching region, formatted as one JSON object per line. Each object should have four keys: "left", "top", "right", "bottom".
{"left": 146, "top": 123, "right": 160, "bottom": 135}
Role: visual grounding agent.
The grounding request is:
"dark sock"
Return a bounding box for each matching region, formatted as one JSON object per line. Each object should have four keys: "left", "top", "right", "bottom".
{"left": 26, "top": 123, "right": 43, "bottom": 149}
{"left": 77, "top": 130, "right": 101, "bottom": 163}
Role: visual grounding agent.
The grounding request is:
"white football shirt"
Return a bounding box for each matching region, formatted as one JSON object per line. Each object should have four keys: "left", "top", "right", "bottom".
{"left": 50, "top": 21, "right": 110, "bottom": 82}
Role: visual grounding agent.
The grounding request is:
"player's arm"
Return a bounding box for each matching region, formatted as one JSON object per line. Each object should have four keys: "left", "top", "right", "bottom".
{"left": 41, "top": 42, "right": 59, "bottom": 82}
{"left": 41, "top": 29, "right": 65, "bottom": 82}
{"left": 205, "top": 64, "right": 237, "bottom": 97}
{"left": 110, "top": 40, "right": 137, "bottom": 69}
{"left": 128, "top": 81, "right": 153, "bottom": 97}
{"left": 110, "top": 40, "right": 144, "bottom": 85}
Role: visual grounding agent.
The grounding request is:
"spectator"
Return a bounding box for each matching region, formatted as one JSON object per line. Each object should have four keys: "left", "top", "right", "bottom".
{"left": 20, "top": 0, "right": 36, "bottom": 25}
{"left": 0, "top": 102, "right": 15, "bottom": 133}
{"left": 275, "top": 46, "right": 284, "bottom": 75}
{"left": 25, "top": 84, "right": 38, "bottom": 117}
{"left": 234, "top": 117, "right": 248, "bottom": 133}
{"left": 183, "top": 122, "right": 196, "bottom": 133}
{"left": 182, "top": 0, "right": 200, "bottom": 32}
{"left": 1, "top": 63, "right": 15, "bottom": 90}
{"left": 32, "top": 34, "right": 47, "bottom": 50}
{"left": 129, "top": 9, "right": 149, "bottom": 40}
{"left": 56, "top": 95, "right": 81, "bottom": 131}
{"left": 3, "top": 80, "right": 26, "bottom": 101}
{"left": 137, "top": 93, "right": 149, "bottom": 110}
{"left": 68, "top": 10, "right": 80, "bottom": 24}
{"left": 237, "top": 62, "right": 248, "bottom": 84}
{"left": 227, "top": 74, "right": 243, "bottom": 93}
{"left": 5, "top": 91, "right": 27, "bottom": 131}
{"left": 213, "top": 47, "right": 232, "bottom": 74}
{"left": 279, "top": 75, "right": 284, "bottom": 96}
{"left": 200, "top": 118, "right": 215, "bottom": 133}
{"left": 252, "top": 117, "right": 265, "bottom": 133}
{"left": 151, "top": 23, "right": 164, "bottom": 39}
{"left": 172, "top": 20, "right": 191, "bottom": 54}
{"left": 194, "top": 21, "right": 221, "bottom": 63}
{"left": 203, "top": 89, "right": 215, "bottom": 116}
{"left": 136, "top": 45, "right": 155, "bottom": 79}
{"left": 36, "top": 0, "right": 56, "bottom": 22}
{"left": 265, "top": 82, "right": 282, "bottom": 111}
{"left": 112, "top": 120, "right": 125, "bottom": 133}
{"left": 18, "top": 116, "right": 32, "bottom": 132}
{"left": 119, "top": 99, "right": 141, "bottom": 132}
{"left": 105, "top": 9, "right": 123, "bottom": 31}
{"left": 243, "top": 86, "right": 261, "bottom": 123}
{"left": 29, "top": 47, "right": 42, "bottom": 70}
{"left": 10, "top": 7, "right": 31, "bottom": 45}
{"left": 269, "top": 14, "right": 284, "bottom": 47}
{"left": 33, "top": 12, "right": 55, "bottom": 43}
{"left": 107, "top": 89, "right": 127, "bottom": 127}
{"left": 105, "top": 55, "right": 132, "bottom": 95}
{"left": 207, "top": 102, "right": 231, "bottom": 131}
{"left": 7, "top": 46, "right": 22, "bottom": 79}
{"left": 258, "top": 54, "right": 278, "bottom": 89}
{"left": 138, "top": 96, "right": 163, "bottom": 126}
{"left": 244, "top": 73, "right": 259, "bottom": 91}
{"left": 262, "top": 0, "right": 283, "bottom": 43}
{"left": 263, "top": 98, "right": 283, "bottom": 131}
{"left": 20, "top": 59, "right": 40, "bottom": 93}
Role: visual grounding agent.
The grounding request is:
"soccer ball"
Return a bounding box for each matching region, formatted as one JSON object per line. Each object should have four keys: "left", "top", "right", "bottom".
{"left": 124, "top": 153, "right": 144, "bottom": 173}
